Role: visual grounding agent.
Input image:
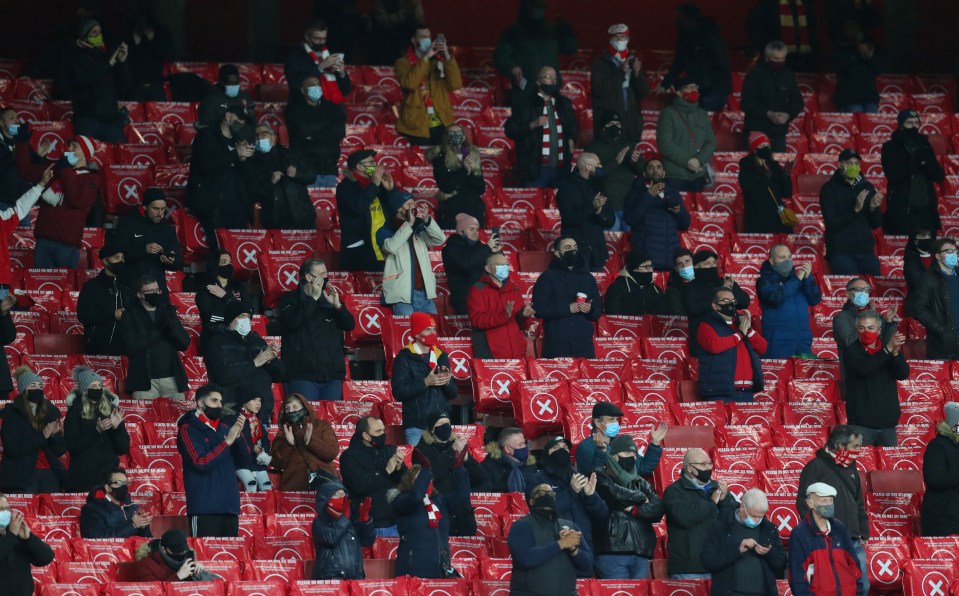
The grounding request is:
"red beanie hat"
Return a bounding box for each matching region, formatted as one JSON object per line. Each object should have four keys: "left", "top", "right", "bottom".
{"left": 410, "top": 312, "right": 436, "bottom": 337}
{"left": 748, "top": 132, "right": 771, "bottom": 153}
{"left": 644, "top": 152, "right": 663, "bottom": 165}
{"left": 74, "top": 135, "right": 97, "bottom": 163}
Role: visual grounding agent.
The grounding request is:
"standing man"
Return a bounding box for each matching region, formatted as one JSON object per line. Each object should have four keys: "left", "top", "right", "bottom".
{"left": 789, "top": 483, "right": 863, "bottom": 595}
{"left": 467, "top": 251, "right": 534, "bottom": 360}
{"left": 756, "top": 244, "right": 822, "bottom": 358}
{"left": 394, "top": 25, "right": 461, "bottom": 146}
{"left": 285, "top": 73, "right": 348, "bottom": 188}
{"left": 113, "top": 188, "right": 182, "bottom": 294}
{"left": 590, "top": 24, "right": 648, "bottom": 143}
{"left": 657, "top": 76, "right": 717, "bottom": 193}
{"left": 494, "top": 0, "right": 578, "bottom": 95}
{"left": 339, "top": 416, "right": 408, "bottom": 537}
{"left": 584, "top": 113, "right": 645, "bottom": 230}
{"left": 284, "top": 20, "right": 352, "bottom": 99}
{"left": 0, "top": 493, "right": 55, "bottom": 594}
{"left": 196, "top": 64, "right": 257, "bottom": 130}
{"left": 575, "top": 401, "right": 666, "bottom": 477}
{"left": 77, "top": 241, "right": 129, "bottom": 356}
{"left": 882, "top": 109, "right": 945, "bottom": 236}
{"left": 557, "top": 152, "right": 615, "bottom": 271}
{"left": 176, "top": 384, "right": 245, "bottom": 537}
{"left": 336, "top": 149, "right": 393, "bottom": 272}
{"left": 442, "top": 214, "right": 499, "bottom": 316}
{"left": 741, "top": 41, "right": 805, "bottom": 152}
{"left": 278, "top": 258, "right": 355, "bottom": 401}
{"left": 914, "top": 237, "right": 959, "bottom": 360}
{"left": 240, "top": 122, "right": 316, "bottom": 229}
{"left": 833, "top": 278, "right": 898, "bottom": 396}
{"left": 682, "top": 251, "right": 752, "bottom": 322}
{"left": 657, "top": 4, "right": 732, "bottom": 111}
{"left": 820, "top": 149, "right": 883, "bottom": 275}
{"left": 623, "top": 155, "right": 690, "bottom": 272}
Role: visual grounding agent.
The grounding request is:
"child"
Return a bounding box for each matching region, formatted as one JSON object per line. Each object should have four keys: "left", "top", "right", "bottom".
{"left": 226, "top": 387, "right": 272, "bottom": 491}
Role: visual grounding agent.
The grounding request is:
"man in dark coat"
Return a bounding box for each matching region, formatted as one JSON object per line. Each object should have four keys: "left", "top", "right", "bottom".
{"left": 739, "top": 132, "right": 794, "bottom": 234}
{"left": 494, "top": 0, "right": 578, "bottom": 94}
{"left": 441, "top": 214, "right": 499, "bottom": 315}
{"left": 278, "top": 258, "right": 355, "bottom": 402}
{"left": 241, "top": 123, "right": 317, "bottom": 229}
{"left": 196, "top": 64, "right": 257, "bottom": 130}
{"left": 820, "top": 149, "right": 883, "bottom": 275}
{"left": 311, "top": 482, "right": 374, "bottom": 580}
{"left": 832, "top": 21, "right": 882, "bottom": 113}
{"left": 0, "top": 109, "right": 40, "bottom": 206}
{"left": 335, "top": 149, "right": 393, "bottom": 272}
{"left": 285, "top": 73, "right": 348, "bottom": 188}
{"left": 590, "top": 24, "right": 648, "bottom": 143}
{"left": 882, "top": 109, "right": 946, "bottom": 235}
{"left": 914, "top": 237, "right": 959, "bottom": 360}
{"left": 557, "top": 152, "right": 615, "bottom": 271}
{"left": 756, "top": 244, "right": 821, "bottom": 358}
{"left": 658, "top": 4, "right": 732, "bottom": 111}
{"left": 77, "top": 242, "right": 129, "bottom": 356}
{"left": 921, "top": 402, "right": 959, "bottom": 537}
{"left": 531, "top": 236, "right": 603, "bottom": 358}
{"left": 339, "top": 416, "right": 408, "bottom": 535}
{"left": 741, "top": 41, "right": 805, "bottom": 152}
{"left": 123, "top": 12, "right": 176, "bottom": 101}
{"left": 584, "top": 112, "right": 645, "bottom": 225}
{"left": 604, "top": 252, "right": 666, "bottom": 316}
{"left": 0, "top": 295, "right": 16, "bottom": 398}
{"left": 79, "top": 468, "right": 152, "bottom": 539}
{"left": 0, "top": 494, "right": 55, "bottom": 595}
{"left": 623, "top": 155, "right": 690, "bottom": 271}
{"left": 479, "top": 427, "right": 537, "bottom": 494}
{"left": 681, "top": 250, "right": 752, "bottom": 322}
{"left": 113, "top": 188, "right": 182, "bottom": 294}
{"left": 285, "top": 20, "right": 353, "bottom": 97}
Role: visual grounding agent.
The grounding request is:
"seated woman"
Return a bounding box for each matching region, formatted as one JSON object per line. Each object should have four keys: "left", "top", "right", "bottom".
{"left": 429, "top": 124, "right": 487, "bottom": 230}
{"left": 64, "top": 366, "right": 129, "bottom": 493}
{"left": 0, "top": 367, "right": 65, "bottom": 494}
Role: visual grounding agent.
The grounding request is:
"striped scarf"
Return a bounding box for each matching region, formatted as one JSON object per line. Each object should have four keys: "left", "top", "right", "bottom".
{"left": 406, "top": 341, "right": 441, "bottom": 370}
{"left": 424, "top": 493, "right": 442, "bottom": 528}
{"left": 541, "top": 96, "right": 564, "bottom": 164}
{"left": 407, "top": 46, "right": 441, "bottom": 128}
{"left": 779, "top": 0, "right": 811, "bottom": 55}
{"left": 304, "top": 44, "right": 345, "bottom": 104}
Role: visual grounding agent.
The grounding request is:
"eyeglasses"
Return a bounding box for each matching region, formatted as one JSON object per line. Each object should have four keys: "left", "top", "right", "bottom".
{"left": 849, "top": 286, "right": 870, "bottom": 293}
{"left": 110, "top": 481, "right": 130, "bottom": 488}
{"left": 537, "top": 75, "right": 556, "bottom": 81}
{"left": 938, "top": 248, "right": 958, "bottom": 255}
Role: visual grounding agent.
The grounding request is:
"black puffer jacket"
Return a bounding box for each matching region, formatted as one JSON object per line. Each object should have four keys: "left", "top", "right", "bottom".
{"left": 77, "top": 270, "right": 129, "bottom": 356}
{"left": 593, "top": 467, "right": 664, "bottom": 557}
{"left": 414, "top": 431, "right": 487, "bottom": 537}
{"left": 202, "top": 326, "right": 283, "bottom": 422}
{"left": 0, "top": 396, "right": 66, "bottom": 492}
{"left": 278, "top": 287, "right": 355, "bottom": 382}
{"left": 79, "top": 489, "right": 151, "bottom": 539}
{"left": 914, "top": 264, "right": 959, "bottom": 360}
{"left": 921, "top": 422, "right": 959, "bottom": 537}
{"left": 118, "top": 300, "right": 190, "bottom": 394}
{"left": 239, "top": 143, "right": 317, "bottom": 230}
{"left": 531, "top": 258, "right": 603, "bottom": 358}
{"left": 63, "top": 388, "right": 130, "bottom": 492}
{"left": 390, "top": 347, "right": 458, "bottom": 430}
{"left": 819, "top": 171, "right": 881, "bottom": 257}
{"left": 339, "top": 433, "right": 407, "bottom": 529}
{"left": 311, "top": 482, "right": 375, "bottom": 580}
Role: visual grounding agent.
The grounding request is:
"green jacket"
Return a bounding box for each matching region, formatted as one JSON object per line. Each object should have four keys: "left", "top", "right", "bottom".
{"left": 655, "top": 98, "right": 717, "bottom": 183}
{"left": 494, "top": 19, "right": 577, "bottom": 81}
{"left": 584, "top": 135, "right": 645, "bottom": 211}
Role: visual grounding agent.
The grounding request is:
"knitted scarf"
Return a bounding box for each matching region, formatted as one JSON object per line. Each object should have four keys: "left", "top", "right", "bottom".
{"left": 505, "top": 455, "right": 527, "bottom": 494}
{"left": 304, "top": 43, "right": 345, "bottom": 104}
{"left": 407, "top": 46, "right": 441, "bottom": 128}
{"left": 606, "top": 451, "right": 639, "bottom": 486}
{"left": 424, "top": 492, "right": 442, "bottom": 528}
{"left": 541, "top": 96, "right": 564, "bottom": 164}
{"left": 608, "top": 43, "right": 628, "bottom": 62}
{"left": 242, "top": 409, "right": 261, "bottom": 444}
{"left": 406, "top": 341, "right": 442, "bottom": 370}
{"left": 779, "top": 0, "right": 811, "bottom": 55}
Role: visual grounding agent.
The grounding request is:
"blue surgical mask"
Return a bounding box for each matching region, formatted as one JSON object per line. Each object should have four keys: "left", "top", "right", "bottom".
{"left": 7, "top": 123, "right": 18, "bottom": 136}
{"left": 0, "top": 510, "right": 9, "bottom": 527}
{"left": 946, "top": 253, "right": 959, "bottom": 269}
{"left": 493, "top": 264, "right": 510, "bottom": 282}
{"left": 224, "top": 84, "right": 240, "bottom": 98}
{"left": 307, "top": 86, "right": 323, "bottom": 102}
{"left": 418, "top": 38, "right": 432, "bottom": 54}
{"left": 512, "top": 447, "right": 529, "bottom": 462}
{"left": 603, "top": 421, "right": 620, "bottom": 439}
{"left": 742, "top": 514, "right": 762, "bottom": 528}
{"left": 64, "top": 151, "right": 79, "bottom": 166}
{"left": 852, "top": 291, "right": 870, "bottom": 308}
{"left": 256, "top": 138, "right": 272, "bottom": 153}
{"left": 678, "top": 266, "right": 695, "bottom": 281}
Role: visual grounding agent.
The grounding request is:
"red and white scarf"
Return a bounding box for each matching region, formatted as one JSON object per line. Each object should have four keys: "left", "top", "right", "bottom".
{"left": 424, "top": 493, "right": 442, "bottom": 528}
{"left": 243, "top": 410, "right": 261, "bottom": 444}
{"left": 608, "top": 43, "right": 628, "bottom": 62}
{"left": 406, "top": 341, "right": 441, "bottom": 370}
{"left": 197, "top": 410, "right": 220, "bottom": 431}
{"left": 304, "top": 43, "right": 345, "bottom": 105}
{"left": 407, "top": 46, "right": 439, "bottom": 126}
{"left": 541, "top": 96, "right": 564, "bottom": 164}
{"left": 780, "top": 0, "right": 811, "bottom": 55}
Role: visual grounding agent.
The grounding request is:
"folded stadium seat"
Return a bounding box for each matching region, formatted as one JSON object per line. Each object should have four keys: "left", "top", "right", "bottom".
{"left": 869, "top": 469, "right": 925, "bottom": 496}
{"left": 712, "top": 129, "right": 746, "bottom": 152}
{"left": 33, "top": 333, "right": 85, "bottom": 355}
{"left": 516, "top": 250, "right": 550, "bottom": 273}
{"left": 346, "top": 103, "right": 396, "bottom": 127}
{"left": 662, "top": 424, "right": 715, "bottom": 450}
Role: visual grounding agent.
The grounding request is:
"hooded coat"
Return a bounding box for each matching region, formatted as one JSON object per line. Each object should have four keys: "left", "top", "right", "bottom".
{"left": 603, "top": 269, "right": 666, "bottom": 316}
{"left": 63, "top": 387, "right": 130, "bottom": 492}
{"left": 921, "top": 421, "right": 959, "bottom": 536}
{"left": 339, "top": 432, "right": 407, "bottom": 529}
{"left": 312, "top": 482, "right": 375, "bottom": 579}
{"left": 270, "top": 395, "right": 339, "bottom": 491}
{"left": 0, "top": 395, "right": 66, "bottom": 492}
{"left": 622, "top": 178, "right": 690, "bottom": 271}
{"left": 756, "top": 260, "right": 822, "bottom": 358}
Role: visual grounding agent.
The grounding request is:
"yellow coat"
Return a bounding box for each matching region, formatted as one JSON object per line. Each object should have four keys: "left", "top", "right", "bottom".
{"left": 393, "top": 52, "right": 462, "bottom": 139}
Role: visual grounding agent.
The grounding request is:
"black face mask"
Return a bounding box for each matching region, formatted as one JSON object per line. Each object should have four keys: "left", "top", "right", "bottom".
{"left": 433, "top": 423, "right": 453, "bottom": 442}
{"left": 697, "top": 267, "right": 719, "bottom": 282}
{"left": 902, "top": 127, "right": 920, "bottom": 137}
{"left": 547, "top": 449, "right": 571, "bottom": 469}
{"left": 310, "top": 42, "right": 325, "bottom": 51}
{"left": 228, "top": 121, "right": 246, "bottom": 136}
{"left": 111, "top": 485, "right": 129, "bottom": 502}
{"left": 717, "top": 302, "right": 738, "bottom": 318}
{"left": 560, "top": 250, "right": 583, "bottom": 268}
{"left": 285, "top": 409, "right": 307, "bottom": 425}
{"left": 917, "top": 238, "right": 934, "bottom": 253}
{"left": 694, "top": 468, "right": 713, "bottom": 483}
{"left": 142, "top": 292, "right": 163, "bottom": 308}
{"left": 216, "top": 264, "right": 234, "bottom": 279}
{"left": 166, "top": 549, "right": 191, "bottom": 564}
{"left": 105, "top": 261, "right": 125, "bottom": 276}
{"left": 755, "top": 146, "right": 773, "bottom": 160}
{"left": 539, "top": 83, "right": 559, "bottom": 96}
{"left": 26, "top": 389, "right": 43, "bottom": 403}
{"left": 203, "top": 406, "right": 222, "bottom": 421}
{"left": 369, "top": 433, "right": 387, "bottom": 448}
{"left": 604, "top": 125, "right": 622, "bottom": 141}
{"left": 87, "top": 388, "right": 103, "bottom": 401}
{"left": 635, "top": 271, "right": 653, "bottom": 286}
{"left": 532, "top": 493, "right": 556, "bottom": 510}
{"left": 618, "top": 456, "right": 636, "bottom": 471}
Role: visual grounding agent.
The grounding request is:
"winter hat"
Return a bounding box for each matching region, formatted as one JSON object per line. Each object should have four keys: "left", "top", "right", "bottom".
{"left": 749, "top": 132, "right": 771, "bottom": 152}
{"left": 233, "top": 383, "right": 263, "bottom": 408}
{"left": 599, "top": 111, "right": 622, "bottom": 129}
{"left": 98, "top": 238, "right": 125, "bottom": 260}
{"left": 74, "top": 136, "right": 97, "bottom": 163}
{"left": 218, "top": 64, "right": 240, "bottom": 81}
{"left": 14, "top": 366, "right": 43, "bottom": 394}
{"left": 77, "top": 19, "right": 99, "bottom": 39}
{"left": 142, "top": 187, "right": 166, "bottom": 207}
{"left": 426, "top": 410, "right": 451, "bottom": 431}
{"left": 223, "top": 300, "right": 253, "bottom": 326}
{"left": 609, "top": 434, "right": 638, "bottom": 455}
{"left": 838, "top": 148, "right": 861, "bottom": 162}
{"left": 410, "top": 312, "right": 436, "bottom": 338}
{"left": 160, "top": 529, "right": 189, "bottom": 554}
{"left": 346, "top": 149, "right": 376, "bottom": 170}
{"left": 72, "top": 365, "right": 103, "bottom": 396}
{"left": 675, "top": 74, "right": 697, "bottom": 89}
{"left": 897, "top": 109, "right": 920, "bottom": 127}
{"left": 455, "top": 213, "right": 479, "bottom": 234}
{"left": 385, "top": 189, "right": 414, "bottom": 216}
{"left": 693, "top": 249, "right": 718, "bottom": 266}
{"left": 542, "top": 435, "right": 570, "bottom": 454}
{"left": 626, "top": 251, "right": 650, "bottom": 271}
{"left": 608, "top": 23, "right": 629, "bottom": 36}
{"left": 945, "top": 402, "right": 959, "bottom": 427}
{"left": 592, "top": 401, "right": 624, "bottom": 419}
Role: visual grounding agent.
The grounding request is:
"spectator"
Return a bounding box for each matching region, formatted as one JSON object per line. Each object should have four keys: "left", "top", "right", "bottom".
{"left": 739, "top": 132, "right": 795, "bottom": 234}
{"left": 796, "top": 425, "right": 869, "bottom": 592}
{"left": 371, "top": 0, "right": 426, "bottom": 65}
{"left": 693, "top": 287, "right": 767, "bottom": 402}
{"left": 0, "top": 295, "right": 15, "bottom": 399}
{"left": 494, "top": 0, "right": 578, "bottom": 95}
{"left": 336, "top": 149, "right": 393, "bottom": 271}
{"left": 526, "top": 436, "right": 608, "bottom": 554}
{"left": 377, "top": 189, "right": 446, "bottom": 315}
{"left": 0, "top": 111, "right": 48, "bottom": 210}
{"left": 479, "top": 427, "right": 536, "bottom": 493}
{"left": 176, "top": 384, "right": 245, "bottom": 537}
{"left": 391, "top": 313, "right": 458, "bottom": 446}
{"left": 390, "top": 461, "right": 464, "bottom": 578}
{"left": 623, "top": 155, "right": 691, "bottom": 272}
{"left": 605, "top": 252, "right": 667, "bottom": 316}
{"left": 747, "top": 0, "right": 820, "bottom": 72}
{"left": 284, "top": 20, "right": 353, "bottom": 98}
{"left": 593, "top": 434, "right": 665, "bottom": 580}
{"left": 79, "top": 468, "right": 152, "bottom": 539}
{"left": 507, "top": 482, "right": 593, "bottom": 595}
{"left": 591, "top": 25, "right": 648, "bottom": 143}
{"left": 123, "top": 11, "right": 175, "bottom": 101}
{"left": 833, "top": 277, "right": 898, "bottom": 350}
{"left": 0, "top": 163, "right": 49, "bottom": 268}
{"left": 557, "top": 152, "right": 616, "bottom": 271}
{"left": 921, "top": 402, "right": 959, "bottom": 537}
{"left": 504, "top": 66, "right": 578, "bottom": 188}
{"left": 0, "top": 493, "right": 55, "bottom": 594}
{"left": 914, "top": 237, "right": 959, "bottom": 359}
{"left": 285, "top": 73, "right": 348, "bottom": 188}
{"left": 742, "top": 41, "right": 805, "bottom": 152}
{"left": 241, "top": 123, "right": 317, "bottom": 229}
{"left": 77, "top": 240, "right": 129, "bottom": 356}
{"left": 394, "top": 26, "right": 462, "bottom": 146}
{"left": 119, "top": 276, "right": 191, "bottom": 401}
{"left": 664, "top": 248, "right": 696, "bottom": 315}
{"left": 663, "top": 448, "right": 738, "bottom": 579}
{"left": 468, "top": 251, "right": 533, "bottom": 359}
{"left": 312, "top": 482, "right": 375, "bottom": 580}
{"left": 657, "top": 4, "right": 732, "bottom": 111}
{"left": 576, "top": 401, "right": 666, "bottom": 477}
{"left": 681, "top": 250, "right": 752, "bottom": 321}
{"left": 278, "top": 258, "right": 355, "bottom": 402}
{"left": 63, "top": 366, "right": 129, "bottom": 492}
{"left": 186, "top": 106, "right": 253, "bottom": 247}
{"left": 197, "top": 64, "right": 257, "bottom": 130}
{"left": 882, "top": 109, "right": 946, "bottom": 235}
{"left": 195, "top": 250, "right": 248, "bottom": 350}
{"left": 841, "top": 311, "right": 909, "bottom": 446}
{"left": 584, "top": 113, "right": 646, "bottom": 229}
{"left": 820, "top": 149, "right": 883, "bottom": 275}
{"left": 701, "top": 488, "right": 788, "bottom": 595}
{"left": 904, "top": 229, "right": 935, "bottom": 318}
{"left": 203, "top": 301, "right": 283, "bottom": 421}
{"left": 429, "top": 125, "right": 487, "bottom": 229}
{"left": 444, "top": 214, "right": 500, "bottom": 315}
{"left": 414, "top": 411, "right": 486, "bottom": 536}
{"left": 656, "top": 76, "right": 717, "bottom": 193}
{"left": 756, "top": 244, "right": 822, "bottom": 358}
{"left": 33, "top": 136, "right": 102, "bottom": 268}
{"left": 129, "top": 528, "right": 223, "bottom": 582}
{"left": 58, "top": 19, "right": 130, "bottom": 142}
{"left": 788, "top": 483, "right": 863, "bottom": 595}
{"left": 114, "top": 187, "right": 182, "bottom": 294}
{"left": 0, "top": 368, "right": 65, "bottom": 494}
{"left": 270, "top": 394, "right": 339, "bottom": 491}
{"left": 531, "top": 236, "right": 603, "bottom": 358}
{"left": 224, "top": 389, "right": 272, "bottom": 492}
{"left": 833, "top": 20, "right": 882, "bottom": 113}
{"left": 340, "top": 416, "right": 408, "bottom": 536}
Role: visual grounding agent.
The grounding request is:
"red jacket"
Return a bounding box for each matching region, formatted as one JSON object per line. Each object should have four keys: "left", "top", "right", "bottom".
{"left": 128, "top": 550, "right": 180, "bottom": 582}
{"left": 34, "top": 165, "right": 100, "bottom": 248}
{"left": 467, "top": 275, "right": 529, "bottom": 359}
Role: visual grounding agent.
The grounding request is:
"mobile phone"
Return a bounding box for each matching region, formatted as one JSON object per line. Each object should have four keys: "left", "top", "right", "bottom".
{"left": 491, "top": 226, "right": 500, "bottom": 237}
{"left": 436, "top": 34, "right": 446, "bottom": 45}
{"left": 321, "top": 278, "right": 329, "bottom": 293}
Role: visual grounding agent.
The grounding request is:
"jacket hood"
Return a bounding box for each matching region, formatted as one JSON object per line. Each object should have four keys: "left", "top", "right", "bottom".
{"left": 316, "top": 481, "right": 346, "bottom": 509}
{"left": 936, "top": 420, "right": 959, "bottom": 443}
{"left": 419, "top": 430, "right": 458, "bottom": 447}
{"left": 484, "top": 440, "right": 536, "bottom": 465}
{"left": 65, "top": 387, "right": 120, "bottom": 408}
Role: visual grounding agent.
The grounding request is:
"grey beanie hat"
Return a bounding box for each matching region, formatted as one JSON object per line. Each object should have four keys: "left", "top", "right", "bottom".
{"left": 16, "top": 368, "right": 43, "bottom": 393}
{"left": 945, "top": 402, "right": 959, "bottom": 428}
{"left": 72, "top": 365, "right": 104, "bottom": 396}
{"left": 77, "top": 18, "right": 100, "bottom": 39}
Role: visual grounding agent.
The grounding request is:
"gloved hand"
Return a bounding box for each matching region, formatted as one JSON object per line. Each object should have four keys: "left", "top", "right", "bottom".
{"left": 340, "top": 496, "right": 352, "bottom": 519}
{"left": 358, "top": 497, "right": 373, "bottom": 523}
{"left": 255, "top": 452, "right": 272, "bottom": 466}
{"left": 14, "top": 122, "right": 31, "bottom": 143}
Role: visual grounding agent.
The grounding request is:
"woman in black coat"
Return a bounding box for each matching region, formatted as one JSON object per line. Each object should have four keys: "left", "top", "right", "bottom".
{"left": 429, "top": 125, "right": 487, "bottom": 230}
{"left": 739, "top": 139, "right": 793, "bottom": 234}
{"left": 195, "top": 249, "right": 248, "bottom": 349}
{"left": 63, "top": 367, "right": 130, "bottom": 492}
{"left": 921, "top": 414, "right": 959, "bottom": 536}
{"left": 0, "top": 367, "right": 66, "bottom": 493}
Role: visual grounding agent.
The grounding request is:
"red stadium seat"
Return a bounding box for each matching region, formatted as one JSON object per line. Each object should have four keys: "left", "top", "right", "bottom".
{"left": 33, "top": 334, "right": 85, "bottom": 355}
{"left": 868, "top": 470, "right": 924, "bottom": 494}
{"left": 662, "top": 425, "right": 716, "bottom": 450}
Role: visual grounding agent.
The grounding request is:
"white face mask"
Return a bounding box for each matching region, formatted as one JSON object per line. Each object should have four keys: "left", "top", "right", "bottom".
{"left": 234, "top": 317, "right": 252, "bottom": 336}
{"left": 611, "top": 39, "right": 628, "bottom": 52}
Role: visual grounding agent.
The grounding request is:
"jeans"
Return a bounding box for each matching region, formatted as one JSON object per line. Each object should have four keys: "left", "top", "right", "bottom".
{"left": 285, "top": 379, "right": 343, "bottom": 401}
{"left": 671, "top": 573, "right": 711, "bottom": 580}
{"left": 374, "top": 526, "right": 399, "bottom": 537}
{"left": 390, "top": 288, "right": 437, "bottom": 315}
{"left": 827, "top": 253, "right": 882, "bottom": 276}
{"left": 405, "top": 427, "right": 423, "bottom": 446}
{"left": 595, "top": 554, "right": 650, "bottom": 580}
{"left": 610, "top": 210, "right": 630, "bottom": 232}
{"left": 311, "top": 174, "right": 338, "bottom": 188}
{"left": 853, "top": 539, "right": 870, "bottom": 595}
{"left": 34, "top": 238, "right": 81, "bottom": 269}
{"left": 841, "top": 103, "right": 879, "bottom": 114}
{"left": 850, "top": 425, "right": 897, "bottom": 447}
{"left": 699, "top": 93, "right": 729, "bottom": 112}
{"left": 528, "top": 165, "right": 565, "bottom": 189}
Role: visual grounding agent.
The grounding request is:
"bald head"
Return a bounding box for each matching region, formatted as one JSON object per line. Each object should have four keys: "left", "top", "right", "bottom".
{"left": 683, "top": 448, "right": 708, "bottom": 467}
{"left": 576, "top": 152, "right": 601, "bottom": 179}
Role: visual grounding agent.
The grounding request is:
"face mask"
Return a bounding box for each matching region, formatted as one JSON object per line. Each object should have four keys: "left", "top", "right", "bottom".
{"left": 419, "top": 332, "right": 438, "bottom": 347}
{"left": 603, "top": 421, "right": 620, "bottom": 439}
{"left": 561, "top": 250, "right": 582, "bottom": 268}
{"left": 111, "top": 485, "right": 129, "bottom": 502}
{"left": 307, "top": 86, "right": 323, "bottom": 102}
{"left": 65, "top": 151, "right": 79, "bottom": 166}
{"left": 815, "top": 504, "right": 835, "bottom": 519}
{"left": 611, "top": 39, "right": 628, "bottom": 52}
{"left": 678, "top": 266, "right": 695, "bottom": 281}
{"left": 617, "top": 456, "right": 636, "bottom": 471}
{"left": 698, "top": 267, "right": 720, "bottom": 282}
{"left": 694, "top": 468, "right": 712, "bottom": 483}
{"left": 532, "top": 493, "right": 556, "bottom": 510}
{"left": 591, "top": 167, "right": 607, "bottom": 179}
{"left": 717, "top": 302, "right": 738, "bottom": 318}
{"left": 417, "top": 38, "right": 432, "bottom": 53}
{"left": 285, "top": 409, "right": 307, "bottom": 425}
{"left": 229, "top": 121, "right": 246, "bottom": 136}
{"left": 447, "top": 131, "right": 465, "bottom": 146}
{"left": 326, "top": 495, "right": 346, "bottom": 513}
{"left": 851, "top": 291, "right": 870, "bottom": 308}
{"left": 945, "top": 253, "right": 959, "bottom": 269}
{"left": 87, "top": 34, "right": 104, "bottom": 48}
{"left": 0, "top": 511, "right": 10, "bottom": 528}
{"left": 902, "top": 127, "right": 920, "bottom": 136}
{"left": 859, "top": 329, "right": 880, "bottom": 346}
{"left": 203, "top": 406, "right": 222, "bottom": 421}
{"left": 767, "top": 60, "right": 786, "bottom": 73}
{"left": 224, "top": 84, "right": 240, "bottom": 98}
{"left": 369, "top": 433, "right": 386, "bottom": 448}
{"left": 681, "top": 90, "right": 700, "bottom": 104}
{"left": 234, "top": 317, "right": 252, "bottom": 336}
{"left": 433, "top": 423, "right": 453, "bottom": 442}
{"left": 539, "top": 83, "right": 559, "bottom": 96}
{"left": 605, "top": 126, "right": 622, "bottom": 141}
{"left": 635, "top": 271, "right": 653, "bottom": 285}
{"left": 256, "top": 138, "right": 271, "bottom": 153}
{"left": 772, "top": 259, "right": 793, "bottom": 277}
{"left": 142, "top": 292, "right": 163, "bottom": 308}
{"left": 755, "top": 146, "right": 773, "bottom": 160}
{"left": 105, "top": 260, "right": 125, "bottom": 276}
{"left": 548, "top": 449, "right": 571, "bottom": 469}
{"left": 843, "top": 164, "right": 860, "bottom": 180}
{"left": 27, "top": 389, "right": 44, "bottom": 403}
{"left": 742, "top": 514, "right": 762, "bottom": 528}
{"left": 512, "top": 447, "right": 529, "bottom": 462}
{"left": 493, "top": 264, "right": 510, "bottom": 282}
{"left": 7, "top": 123, "right": 19, "bottom": 136}
{"left": 216, "top": 264, "right": 234, "bottom": 279}
{"left": 916, "top": 238, "right": 934, "bottom": 254}
{"left": 87, "top": 388, "right": 103, "bottom": 401}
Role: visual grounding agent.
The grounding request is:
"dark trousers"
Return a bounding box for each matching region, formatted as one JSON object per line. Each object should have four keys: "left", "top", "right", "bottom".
{"left": 403, "top": 125, "right": 446, "bottom": 146}
{"left": 189, "top": 513, "right": 239, "bottom": 537}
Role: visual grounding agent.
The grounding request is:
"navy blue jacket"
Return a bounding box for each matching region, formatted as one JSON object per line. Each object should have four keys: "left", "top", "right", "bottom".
{"left": 526, "top": 464, "right": 609, "bottom": 554}
{"left": 311, "top": 482, "right": 374, "bottom": 580}
{"left": 176, "top": 411, "right": 241, "bottom": 516}
{"left": 390, "top": 467, "right": 463, "bottom": 579}
{"left": 756, "top": 261, "right": 822, "bottom": 358}
{"left": 79, "top": 490, "right": 152, "bottom": 539}
{"left": 820, "top": 171, "right": 881, "bottom": 257}
{"left": 390, "top": 347, "right": 458, "bottom": 430}
{"left": 692, "top": 312, "right": 765, "bottom": 399}
{"left": 223, "top": 414, "right": 271, "bottom": 472}
{"left": 575, "top": 435, "right": 662, "bottom": 477}
{"left": 507, "top": 510, "right": 593, "bottom": 596}
{"left": 557, "top": 173, "right": 615, "bottom": 271}
{"left": 532, "top": 259, "right": 602, "bottom": 358}
{"left": 622, "top": 179, "right": 690, "bottom": 270}
{"left": 0, "top": 398, "right": 66, "bottom": 492}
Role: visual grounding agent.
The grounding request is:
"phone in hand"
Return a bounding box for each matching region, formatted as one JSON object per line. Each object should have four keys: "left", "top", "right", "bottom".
{"left": 321, "top": 278, "right": 329, "bottom": 294}
{"left": 491, "top": 226, "right": 500, "bottom": 237}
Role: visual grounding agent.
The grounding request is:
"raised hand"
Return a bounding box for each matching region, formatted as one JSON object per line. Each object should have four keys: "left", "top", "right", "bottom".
{"left": 570, "top": 473, "right": 587, "bottom": 494}
{"left": 854, "top": 189, "right": 869, "bottom": 212}
{"left": 225, "top": 415, "right": 246, "bottom": 446}
{"left": 39, "top": 165, "right": 54, "bottom": 187}
{"left": 738, "top": 310, "right": 752, "bottom": 335}
{"left": 358, "top": 496, "right": 373, "bottom": 522}
{"left": 283, "top": 424, "right": 296, "bottom": 446}
{"left": 650, "top": 421, "right": 668, "bottom": 445}
{"left": 584, "top": 473, "right": 597, "bottom": 496}
{"left": 110, "top": 407, "right": 123, "bottom": 429}
{"left": 303, "top": 422, "right": 314, "bottom": 445}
